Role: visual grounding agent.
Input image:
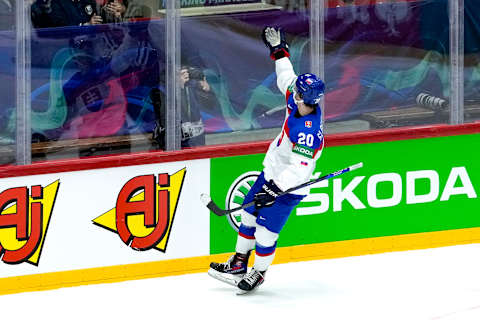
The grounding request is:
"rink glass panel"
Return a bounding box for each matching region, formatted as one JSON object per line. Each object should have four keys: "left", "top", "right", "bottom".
{"left": 0, "top": 3, "right": 16, "bottom": 165}
{"left": 464, "top": 0, "right": 480, "bottom": 123}
{"left": 1, "top": 0, "right": 474, "bottom": 165}
{"left": 178, "top": 1, "right": 311, "bottom": 149}
{"left": 323, "top": 0, "right": 453, "bottom": 132}
{"left": 27, "top": 3, "right": 165, "bottom": 162}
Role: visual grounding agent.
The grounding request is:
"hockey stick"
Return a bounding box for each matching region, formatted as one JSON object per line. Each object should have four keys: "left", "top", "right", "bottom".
{"left": 200, "top": 162, "right": 363, "bottom": 216}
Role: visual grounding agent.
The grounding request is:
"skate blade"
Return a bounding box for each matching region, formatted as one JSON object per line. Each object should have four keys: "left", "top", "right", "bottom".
{"left": 207, "top": 268, "right": 241, "bottom": 287}
{"left": 236, "top": 285, "right": 261, "bottom": 295}
{"left": 236, "top": 289, "right": 249, "bottom": 295}
{"left": 235, "top": 280, "right": 264, "bottom": 295}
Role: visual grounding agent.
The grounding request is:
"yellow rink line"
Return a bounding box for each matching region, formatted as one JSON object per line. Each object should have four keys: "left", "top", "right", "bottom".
{"left": 2, "top": 227, "right": 480, "bottom": 296}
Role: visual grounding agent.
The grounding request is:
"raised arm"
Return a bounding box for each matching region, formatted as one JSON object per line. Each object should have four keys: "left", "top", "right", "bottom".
{"left": 262, "top": 27, "right": 297, "bottom": 96}
{"left": 275, "top": 57, "right": 296, "bottom": 97}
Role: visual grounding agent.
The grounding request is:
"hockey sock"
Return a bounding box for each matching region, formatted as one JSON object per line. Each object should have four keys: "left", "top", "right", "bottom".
{"left": 235, "top": 224, "right": 256, "bottom": 254}
{"left": 253, "top": 242, "right": 277, "bottom": 272}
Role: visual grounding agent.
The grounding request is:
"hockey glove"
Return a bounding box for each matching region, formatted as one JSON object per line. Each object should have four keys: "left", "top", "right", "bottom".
{"left": 262, "top": 26, "right": 290, "bottom": 61}
{"left": 254, "top": 180, "right": 282, "bottom": 209}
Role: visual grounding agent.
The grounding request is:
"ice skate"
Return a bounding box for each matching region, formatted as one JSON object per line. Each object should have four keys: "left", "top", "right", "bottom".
{"left": 208, "top": 254, "right": 248, "bottom": 287}
{"left": 236, "top": 268, "right": 265, "bottom": 295}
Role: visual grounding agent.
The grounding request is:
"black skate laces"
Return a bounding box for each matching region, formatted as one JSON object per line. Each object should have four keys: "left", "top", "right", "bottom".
{"left": 244, "top": 269, "right": 264, "bottom": 286}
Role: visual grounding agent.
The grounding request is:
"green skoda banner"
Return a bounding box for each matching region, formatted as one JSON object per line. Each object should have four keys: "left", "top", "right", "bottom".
{"left": 210, "top": 134, "right": 480, "bottom": 254}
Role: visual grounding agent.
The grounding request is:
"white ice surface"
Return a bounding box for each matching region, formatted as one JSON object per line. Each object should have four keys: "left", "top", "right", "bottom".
{"left": 3, "top": 244, "right": 480, "bottom": 320}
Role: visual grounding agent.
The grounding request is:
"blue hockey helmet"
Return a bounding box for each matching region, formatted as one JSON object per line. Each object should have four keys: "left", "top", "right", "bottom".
{"left": 295, "top": 73, "right": 325, "bottom": 105}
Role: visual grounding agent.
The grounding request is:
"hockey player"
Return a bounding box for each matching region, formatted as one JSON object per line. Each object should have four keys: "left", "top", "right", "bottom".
{"left": 208, "top": 26, "right": 325, "bottom": 293}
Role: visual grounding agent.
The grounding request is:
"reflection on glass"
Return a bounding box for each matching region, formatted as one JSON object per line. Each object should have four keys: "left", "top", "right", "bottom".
{"left": 0, "top": 0, "right": 14, "bottom": 30}
{"left": 464, "top": 0, "right": 480, "bottom": 123}
{"left": 12, "top": 0, "right": 473, "bottom": 162}
{"left": 179, "top": 0, "right": 311, "bottom": 148}
{"left": 0, "top": 0, "right": 15, "bottom": 165}
{"left": 325, "top": 0, "right": 451, "bottom": 131}
{"left": 29, "top": 0, "right": 165, "bottom": 161}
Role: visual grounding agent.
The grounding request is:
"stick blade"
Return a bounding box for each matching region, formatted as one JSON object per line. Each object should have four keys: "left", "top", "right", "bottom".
{"left": 200, "top": 193, "right": 228, "bottom": 216}
{"left": 200, "top": 193, "right": 212, "bottom": 206}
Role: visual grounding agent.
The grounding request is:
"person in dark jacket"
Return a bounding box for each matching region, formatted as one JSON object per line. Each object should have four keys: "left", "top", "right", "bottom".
{"left": 31, "top": 0, "right": 53, "bottom": 29}
{"left": 50, "top": 0, "right": 102, "bottom": 27}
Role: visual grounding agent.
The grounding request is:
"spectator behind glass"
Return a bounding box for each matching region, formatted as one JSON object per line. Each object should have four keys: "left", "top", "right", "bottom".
{"left": 179, "top": 66, "right": 210, "bottom": 148}
{"left": 99, "top": 0, "right": 128, "bottom": 23}
{"left": 38, "top": 0, "right": 128, "bottom": 28}
{"left": 150, "top": 65, "right": 217, "bottom": 150}
{"left": 31, "top": 0, "right": 53, "bottom": 29}
{"left": 50, "top": 0, "right": 102, "bottom": 27}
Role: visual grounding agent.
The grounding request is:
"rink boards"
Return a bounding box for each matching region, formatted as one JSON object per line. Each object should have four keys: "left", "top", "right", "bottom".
{"left": 0, "top": 126, "right": 480, "bottom": 294}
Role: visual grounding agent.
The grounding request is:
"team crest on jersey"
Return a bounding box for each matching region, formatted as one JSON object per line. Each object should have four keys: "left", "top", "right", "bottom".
{"left": 305, "top": 121, "right": 312, "bottom": 128}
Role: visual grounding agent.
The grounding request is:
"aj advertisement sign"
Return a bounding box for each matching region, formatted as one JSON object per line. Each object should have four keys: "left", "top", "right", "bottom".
{"left": 0, "top": 181, "right": 59, "bottom": 266}
{"left": 93, "top": 169, "right": 186, "bottom": 252}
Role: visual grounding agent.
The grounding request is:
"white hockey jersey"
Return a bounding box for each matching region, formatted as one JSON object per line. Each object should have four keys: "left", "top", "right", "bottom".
{"left": 262, "top": 57, "right": 324, "bottom": 195}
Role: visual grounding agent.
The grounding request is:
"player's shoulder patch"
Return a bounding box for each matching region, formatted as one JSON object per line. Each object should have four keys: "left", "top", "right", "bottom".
{"left": 292, "top": 143, "right": 315, "bottom": 159}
